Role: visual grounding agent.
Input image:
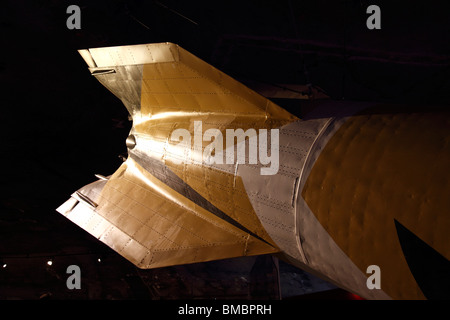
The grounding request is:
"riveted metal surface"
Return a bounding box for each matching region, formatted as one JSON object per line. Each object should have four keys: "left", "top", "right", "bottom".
{"left": 302, "top": 106, "right": 450, "bottom": 299}
{"left": 58, "top": 43, "right": 449, "bottom": 299}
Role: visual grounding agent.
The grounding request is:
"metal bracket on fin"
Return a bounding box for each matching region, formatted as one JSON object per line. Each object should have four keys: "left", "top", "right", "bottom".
{"left": 75, "top": 191, "right": 98, "bottom": 208}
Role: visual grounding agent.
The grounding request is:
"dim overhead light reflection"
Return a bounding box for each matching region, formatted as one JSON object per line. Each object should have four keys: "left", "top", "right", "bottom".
{"left": 47, "top": 260, "right": 53, "bottom": 266}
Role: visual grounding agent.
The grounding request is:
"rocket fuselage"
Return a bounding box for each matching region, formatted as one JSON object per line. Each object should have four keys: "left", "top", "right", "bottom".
{"left": 58, "top": 43, "right": 450, "bottom": 300}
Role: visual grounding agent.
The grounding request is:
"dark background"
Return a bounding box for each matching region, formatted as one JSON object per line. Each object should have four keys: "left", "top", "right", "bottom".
{"left": 0, "top": 0, "right": 449, "bottom": 299}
